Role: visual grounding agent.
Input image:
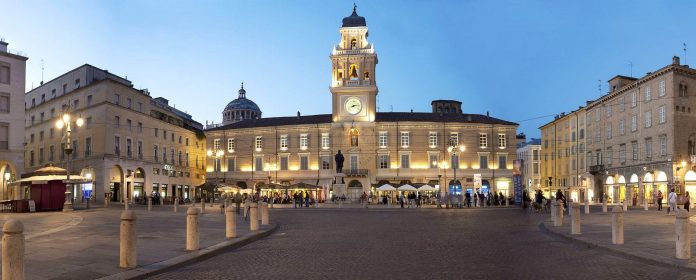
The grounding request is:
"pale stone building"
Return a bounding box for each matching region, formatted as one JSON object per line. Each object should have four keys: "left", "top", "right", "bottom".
{"left": 517, "top": 138, "right": 541, "bottom": 194}
{"left": 0, "top": 39, "right": 28, "bottom": 199}
{"left": 540, "top": 108, "right": 588, "bottom": 201}
{"left": 204, "top": 7, "right": 518, "bottom": 200}
{"left": 23, "top": 64, "right": 206, "bottom": 204}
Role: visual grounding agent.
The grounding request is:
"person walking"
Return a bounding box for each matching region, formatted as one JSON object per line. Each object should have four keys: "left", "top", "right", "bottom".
{"left": 685, "top": 191, "right": 691, "bottom": 212}
{"left": 465, "top": 192, "right": 472, "bottom": 208}
{"left": 657, "top": 191, "right": 663, "bottom": 211}
{"left": 243, "top": 194, "right": 252, "bottom": 221}
{"left": 668, "top": 189, "right": 677, "bottom": 215}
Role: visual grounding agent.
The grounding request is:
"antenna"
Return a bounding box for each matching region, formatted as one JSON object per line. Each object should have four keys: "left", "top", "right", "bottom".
{"left": 628, "top": 61, "right": 633, "bottom": 77}
{"left": 684, "top": 43, "right": 688, "bottom": 65}
{"left": 40, "top": 59, "right": 44, "bottom": 84}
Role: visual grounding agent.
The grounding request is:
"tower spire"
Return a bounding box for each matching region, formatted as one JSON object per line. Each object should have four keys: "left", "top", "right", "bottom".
{"left": 238, "top": 82, "right": 246, "bottom": 99}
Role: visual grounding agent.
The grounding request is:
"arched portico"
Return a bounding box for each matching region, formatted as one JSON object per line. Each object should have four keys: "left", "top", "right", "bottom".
{"left": 0, "top": 162, "right": 17, "bottom": 200}
{"left": 109, "top": 165, "right": 124, "bottom": 202}
{"left": 628, "top": 174, "right": 639, "bottom": 206}
{"left": 605, "top": 176, "right": 615, "bottom": 204}
{"left": 684, "top": 171, "right": 696, "bottom": 209}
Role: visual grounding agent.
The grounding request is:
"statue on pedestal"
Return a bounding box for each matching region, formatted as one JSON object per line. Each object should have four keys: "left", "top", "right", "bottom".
{"left": 335, "top": 150, "right": 345, "bottom": 173}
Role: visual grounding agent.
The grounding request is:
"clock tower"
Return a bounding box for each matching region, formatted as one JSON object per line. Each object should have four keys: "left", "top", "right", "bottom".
{"left": 330, "top": 5, "right": 378, "bottom": 123}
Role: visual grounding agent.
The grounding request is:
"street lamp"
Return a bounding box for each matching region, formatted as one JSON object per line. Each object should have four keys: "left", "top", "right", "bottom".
{"left": 206, "top": 149, "right": 224, "bottom": 202}
{"left": 446, "top": 144, "right": 466, "bottom": 195}
{"left": 55, "top": 111, "right": 84, "bottom": 212}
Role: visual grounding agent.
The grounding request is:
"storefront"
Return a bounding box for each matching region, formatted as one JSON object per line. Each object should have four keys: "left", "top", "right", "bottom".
{"left": 643, "top": 172, "right": 655, "bottom": 205}
{"left": 605, "top": 176, "right": 615, "bottom": 203}
{"left": 684, "top": 171, "right": 696, "bottom": 209}
{"left": 628, "top": 174, "right": 639, "bottom": 206}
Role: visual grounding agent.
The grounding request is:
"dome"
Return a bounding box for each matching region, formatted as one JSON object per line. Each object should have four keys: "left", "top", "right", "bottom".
{"left": 222, "top": 83, "right": 262, "bottom": 125}
{"left": 342, "top": 5, "right": 366, "bottom": 27}
{"left": 224, "top": 98, "right": 260, "bottom": 111}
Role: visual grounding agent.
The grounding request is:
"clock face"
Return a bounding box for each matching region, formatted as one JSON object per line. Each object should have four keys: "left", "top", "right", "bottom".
{"left": 345, "top": 97, "right": 362, "bottom": 115}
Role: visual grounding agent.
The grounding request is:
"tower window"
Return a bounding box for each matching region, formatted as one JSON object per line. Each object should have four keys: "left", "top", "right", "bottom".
{"left": 350, "top": 38, "right": 357, "bottom": 49}
{"left": 364, "top": 72, "right": 370, "bottom": 79}
{"left": 349, "top": 64, "right": 358, "bottom": 79}
{"left": 337, "top": 71, "right": 343, "bottom": 80}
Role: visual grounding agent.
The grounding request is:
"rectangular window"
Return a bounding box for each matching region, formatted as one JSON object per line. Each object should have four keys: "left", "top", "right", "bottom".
{"left": 114, "top": 116, "right": 120, "bottom": 128}
{"left": 300, "top": 155, "right": 309, "bottom": 170}
{"left": 645, "top": 86, "right": 652, "bottom": 102}
{"left": 533, "top": 149, "right": 539, "bottom": 160}
{"left": 658, "top": 105, "right": 666, "bottom": 123}
{"left": 255, "top": 157, "right": 263, "bottom": 171}
{"left": 595, "top": 108, "right": 600, "bottom": 121}
{"left": 154, "top": 128, "right": 158, "bottom": 137}
{"left": 137, "top": 122, "right": 142, "bottom": 133}
{"left": 321, "top": 133, "right": 330, "bottom": 150}
{"left": 631, "top": 141, "right": 638, "bottom": 161}
{"left": 378, "top": 154, "right": 390, "bottom": 169}
{"left": 154, "top": 145, "right": 159, "bottom": 162}
{"left": 645, "top": 138, "right": 652, "bottom": 160}
{"left": 350, "top": 155, "right": 358, "bottom": 170}
{"left": 126, "top": 139, "right": 132, "bottom": 158}
{"left": 631, "top": 92, "right": 637, "bottom": 107}
{"left": 479, "top": 133, "right": 488, "bottom": 148}
{"left": 39, "top": 147, "right": 44, "bottom": 164}
{"left": 280, "top": 135, "right": 288, "bottom": 150}
{"left": 85, "top": 137, "right": 92, "bottom": 157}
{"left": 114, "top": 94, "right": 120, "bottom": 105}
{"left": 321, "top": 155, "right": 331, "bottom": 170}
{"left": 620, "top": 96, "right": 625, "bottom": 112}
{"left": 0, "top": 94, "right": 9, "bottom": 113}
{"left": 213, "top": 139, "right": 221, "bottom": 150}
{"left": 448, "top": 132, "right": 458, "bottom": 146}
{"left": 48, "top": 145, "right": 54, "bottom": 161}
{"left": 631, "top": 115, "right": 637, "bottom": 132}
{"left": 400, "top": 132, "right": 410, "bottom": 148}
{"left": 137, "top": 141, "right": 143, "bottom": 160}
{"left": 579, "top": 129, "right": 584, "bottom": 139}
{"left": 619, "top": 119, "right": 625, "bottom": 135}
{"left": 479, "top": 154, "right": 489, "bottom": 169}
{"left": 606, "top": 123, "right": 612, "bottom": 139}
{"left": 0, "top": 65, "right": 10, "bottom": 84}
{"left": 595, "top": 129, "right": 601, "bottom": 142}
{"left": 400, "top": 154, "right": 410, "bottom": 168}
{"left": 606, "top": 105, "right": 612, "bottom": 117}
{"left": 606, "top": 148, "right": 613, "bottom": 165}
{"left": 60, "top": 143, "right": 65, "bottom": 161}
{"left": 29, "top": 150, "right": 34, "bottom": 166}
{"left": 162, "top": 147, "right": 167, "bottom": 162}
{"left": 114, "top": 136, "right": 120, "bottom": 156}
{"left": 227, "top": 158, "right": 236, "bottom": 172}
{"left": 378, "top": 132, "right": 387, "bottom": 148}
{"left": 71, "top": 140, "right": 78, "bottom": 159}
{"left": 300, "top": 134, "right": 308, "bottom": 150}
{"left": 227, "top": 138, "right": 235, "bottom": 152}
{"left": 255, "top": 136, "right": 263, "bottom": 151}
{"left": 533, "top": 162, "right": 540, "bottom": 175}
{"left": 619, "top": 145, "right": 626, "bottom": 164}
{"left": 659, "top": 80, "right": 666, "bottom": 97}
{"left": 498, "top": 133, "right": 506, "bottom": 149}
{"left": 280, "top": 156, "right": 289, "bottom": 170}
{"left": 644, "top": 111, "right": 652, "bottom": 128}
{"left": 127, "top": 119, "right": 132, "bottom": 130}
{"left": 127, "top": 98, "right": 132, "bottom": 109}
{"left": 429, "top": 154, "right": 439, "bottom": 168}
{"left": 429, "top": 132, "right": 438, "bottom": 148}
{"left": 498, "top": 154, "right": 507, "bottom": 169}
{"left": 659, "top": 135, "right": 667, "bottom": 157}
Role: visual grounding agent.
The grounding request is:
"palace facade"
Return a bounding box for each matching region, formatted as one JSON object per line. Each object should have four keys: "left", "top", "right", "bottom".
{"left": 205, "top": 7, "right": 519, "bottom": 199}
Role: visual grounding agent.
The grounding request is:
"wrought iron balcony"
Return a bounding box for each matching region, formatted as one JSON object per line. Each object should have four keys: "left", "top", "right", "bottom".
{"left": 589, "top": 164, "right": 604, "bottom": 175}
{"left": 345, "top": 169, "right": 368, "bottom": 177}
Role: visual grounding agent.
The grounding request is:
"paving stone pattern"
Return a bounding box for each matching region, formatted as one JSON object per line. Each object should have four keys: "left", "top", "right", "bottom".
{"left": 153, "top": 207, "right": 696, "bottom": 280}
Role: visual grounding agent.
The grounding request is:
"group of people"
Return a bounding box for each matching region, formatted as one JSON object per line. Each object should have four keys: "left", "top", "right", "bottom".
{"left": 436, "top": 191, "right": 508, "bottom": 209}
{"left": 655, "top": 189, "right": 691, "bottom": 214}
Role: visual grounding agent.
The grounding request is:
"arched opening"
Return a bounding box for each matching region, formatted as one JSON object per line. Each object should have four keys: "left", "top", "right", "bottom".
{"left": 363, "top": 71, "right": 370, "bottom": 79}
{"left": 654, "top": 171, "right": 669, "bottom": 200}
{"left": 348, "top": 179, "right": 363, "bottom": 200}
{"left": 685, "top": 171, "right": 696, "bottom": 207}
{"left": 133, "top": 168, "right": 145, "bottom": 202}
{"left": 605, "top": 176, "right": 615, "bottom": 203}
{"left": 0, "top": 163, "right": 16, "bottom": 200}
{"left": 109, "top": 165, "right": 124, "bottom": 202}
{"left": 350, "top": 38, "right": 357, "bottom": 49}
{"left": 79, "top": 167, "right": 95, "bottom": 203}
{"left": 349, "top": 64, "right": 358, "bottom": 80}
{"left": 627, "top": 174, "right": 639, "bottom": 206}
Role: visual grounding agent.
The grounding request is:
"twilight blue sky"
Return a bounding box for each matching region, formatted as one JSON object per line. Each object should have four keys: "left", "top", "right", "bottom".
{"left": 2, "top": 0, "right": 696, "bottom": 138}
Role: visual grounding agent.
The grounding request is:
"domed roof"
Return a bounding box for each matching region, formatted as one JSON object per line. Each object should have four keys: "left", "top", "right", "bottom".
{"left": 224, "top": 83, "right": 261, "bottom": 112}
{"left": 342, "top": 5, "right": 366, "bottom": 27}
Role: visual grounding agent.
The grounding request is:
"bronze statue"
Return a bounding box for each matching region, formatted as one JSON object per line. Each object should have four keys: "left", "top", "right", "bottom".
{"left": 335, "top": 150, "right": 345, "bottom": 173}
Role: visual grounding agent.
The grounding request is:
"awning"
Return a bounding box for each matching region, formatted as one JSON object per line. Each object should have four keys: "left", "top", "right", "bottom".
{"left": 417, "top": 184, "right": 436, "bottom": 191}
{"left": 376, "top": 184, "right": 396, "bottom": 191}
{"left": 16, "top": 174, "right": 87, "bottom": 184}
{"left": 397, "top": 184, "right": 417, "bottom": 191}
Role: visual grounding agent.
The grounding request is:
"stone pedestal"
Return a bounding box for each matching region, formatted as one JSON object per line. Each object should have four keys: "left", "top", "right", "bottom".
{"left": 584, "top": 199, "right": 590, "bottom": 214}
{"left": 333, "top": 173, "right": 347, "bottom": 199}
{"left": 63, "top": 190, "right": 73, "bottom": 212}
{"left": 571, "top": 202, "right": 581, "bottom": 235}
{"left": 553, "top": 201, "right": 563, "bottom": 227}
{"left": 261, "top": 202, "right": 269, "bottom": 225}
{"left": 2, "top": 219, "right": 24, "bottom": 280}
{"left": 612, "top": 206, "right": 624, "bottom": 245}
{"left": 250, "top": 203, "right": 259, "bottom": 231}
{"left": 225, "top": 206, "right": 236, "bottom": 239}
{"left": 147, "top": 196, "right": 152, "bottom": 212}
{"left": 676, "top": 209, "right": 691, "bottom": 259}
{"left": 602, "top": 200, "right": 607, "bottom": 213}
{"left": 119, "top": 211, "right": 136, "bottom": 268}
{"left": 186, "top": 207, "right": 199, "bottom": 251}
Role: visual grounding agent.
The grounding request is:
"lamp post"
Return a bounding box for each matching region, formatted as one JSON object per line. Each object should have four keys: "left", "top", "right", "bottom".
{"left": 206, "top": 149, "right": 224, "bottom": 202}
{"left": 3, "top": 171, "right": 10, "bottom": 200}
{"left": 447, "top": 143, "right": 466, "bottom": 195}
{"left": 55, "top": 111, "right": 84, "bottom": 212}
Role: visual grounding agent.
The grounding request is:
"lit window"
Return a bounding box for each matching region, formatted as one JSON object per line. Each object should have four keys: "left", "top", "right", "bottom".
{"left": 300, "top": 134, "right": 308, "bottom": 150}
{"left": 429, "top": 132, "right": 438, "bottom": 148}
{"left": 378, "top": 132, "right": 387, "bottom": 148}
{"left": 280, "top": 135, "right": 288, "bottom": 150}
{"left": 378, "top": 154, "right": 389, "bottom": 169}
{"left": 321, "top": 133, "right": 330, "bottom": 150}
{"left": 227, "top": 138, "right": 235, "bottom": 152}
{"left": 498, "top": 133, "right": 506, "bottom": 149}
{"left": 479, "top": 133, "right": 488, "bottom": 148}
{"left": 213, "top": 139, "right": 221, "bottom": 150}
{"left": 255, "top": 136, "right": 263, "bottom": 151}
{"left": 400, "top": 132, "right": 409, "bottom": 148}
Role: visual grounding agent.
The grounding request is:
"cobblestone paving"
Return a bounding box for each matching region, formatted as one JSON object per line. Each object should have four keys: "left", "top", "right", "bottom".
{"left": 152, "top": 208, "right": 696, "bottom": 280}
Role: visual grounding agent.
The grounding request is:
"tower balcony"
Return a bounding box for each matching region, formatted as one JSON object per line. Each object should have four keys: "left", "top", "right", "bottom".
{"left": 332, "top": 79, "right": 371, "bottom": 87}
{"left": 332, "top": 45, "right": 374, "bottom": 55}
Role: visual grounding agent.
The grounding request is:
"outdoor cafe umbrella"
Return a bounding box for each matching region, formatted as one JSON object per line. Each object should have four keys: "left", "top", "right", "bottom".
{"left": 417, "top": 184, "right": 436, "bottom": 191}
{"left": 376, "top": 184, "right": 396, "bottom": 191}
{"left": 397, "top": 184, "right": 417, "bottom": 191}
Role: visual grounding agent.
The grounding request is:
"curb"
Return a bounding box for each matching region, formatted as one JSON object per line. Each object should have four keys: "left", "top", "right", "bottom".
{"left": 538, "top": 222, "right": 696, "bottom": 274}
{"left": 97, "top": 223, "right": 279, "bottom": 280}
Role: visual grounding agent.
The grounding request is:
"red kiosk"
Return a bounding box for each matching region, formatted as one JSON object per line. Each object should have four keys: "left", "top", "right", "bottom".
{"left": 17, "top": 164, "right": 87, "bottom": 211}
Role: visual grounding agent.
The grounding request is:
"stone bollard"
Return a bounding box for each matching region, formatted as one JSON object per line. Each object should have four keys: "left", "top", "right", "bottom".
{"left": 104, "top": 197, "right": 109, "bottom": 208}
{"left": 676, "top": 209, "right": 691, "bottom": 259}
{"left": 201, "top": 199, "right": 206, "bottom": 214}
{"left": 119, "top": 210, "right": 137, "bottom": 268}
{"left": 644, "top": 198, "right": 649, "bottom": 211}
{"left": 584, "top": 199, "right": 590, "bottom": 214}
{"left": 550, "top": 201, "right": 556, "bottom": 223}
{"left": 2, "top": 219, "right": 24, "bottom": 280}
{"left": 553, "top": 201, "right": 563, "bottom": 227}
{"left": 250, "top": 203, "right": 259, "bottom": 231}
{"left": 261, "top": 202, "right": 269, "bottom": 225}
{"left": 623, "top": 199, "right": 628, "bottom": 212}
{"left": 568, "top": 201, "right": 573, "bottom": 216}
{"left": 186, "top": 207, "right": 199, "bottom": 251}
{"left": 147, "top": 196, "right": 152, "bottom": 212}
{"left": 124, "top": 198, "right": 129, "bottom": 211}
{"left": 602, "top": 199, "right": 607, "bottom": 213}
{"left": 174, "top": 199, "right": 178, "bottom": 213}
{"left": 571, "top": 202, "right": 581, "bottom": 235}
{"left": 225, "top": 205, "right": 236, "bottom": 239}
{"left": 611, "top": 206, "right": 624, "bottom": 245}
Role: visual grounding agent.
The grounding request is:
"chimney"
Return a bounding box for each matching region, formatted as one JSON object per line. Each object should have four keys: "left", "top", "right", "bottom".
{"left": 486, "top": 111, "right": 489, "bottom": 117}
{"left": 673, "top": 56, "right": 681, "bottom": 65}
{"left": 297, "top": 111, "right": 301, "bottom": 119}
{"left": 0, "top": 40, "right": 7, "bottom": 53}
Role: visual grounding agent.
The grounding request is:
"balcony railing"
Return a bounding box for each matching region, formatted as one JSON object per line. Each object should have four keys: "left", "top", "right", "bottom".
{"left": 333, "top": 79, "right": 371, "bottom": 87}
{"left": 589, "top": 164, "right": 604, "bottom": 174}
{"left": 345, "top": 169, "right": 369, "bottom": 177}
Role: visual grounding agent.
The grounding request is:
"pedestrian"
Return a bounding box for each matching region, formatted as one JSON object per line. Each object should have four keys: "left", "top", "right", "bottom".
{"left": 400, "top": 194, "right": 405, "bottom": 208}
{"left": 243, "top": 195, "right": 252, "bottom": 221}
{"left": 465, "top": 192, "right": 472, "bottom": 208}
{"left": 685, "top": 191, "right": 691, "bottom": 212}
{"left": 657, "top": 191, "right": 663, "bottom": 211}
{"left": 499, "top": 192, "right": 505, "bottom": 206}
{"left": 668, "top": 189, "right": 677, "bottom": 215}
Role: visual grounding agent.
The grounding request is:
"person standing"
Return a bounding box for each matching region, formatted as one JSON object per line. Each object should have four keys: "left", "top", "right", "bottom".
{"left": 657, "top": 191, "right": 663, "bottom": 211}
{"left": 685, "top": 191, "right": 691, "bottom": 212}
{"left": 668, "top": 189, "right": 677, "bottom": 215}
{"left": 465, "top": 192, "right": 472, "bottom": 208}
{"left": 243, "top": 194, "right": 252, "bottom": 221}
